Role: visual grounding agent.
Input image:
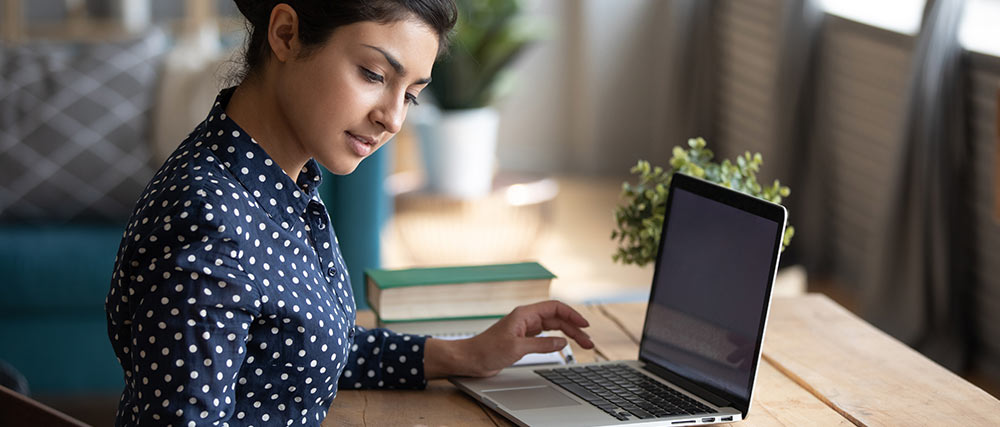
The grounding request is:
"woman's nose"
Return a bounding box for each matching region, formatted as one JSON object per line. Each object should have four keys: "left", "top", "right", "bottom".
{"left": 372, "top": 97, "right": 405, "bottom": 134}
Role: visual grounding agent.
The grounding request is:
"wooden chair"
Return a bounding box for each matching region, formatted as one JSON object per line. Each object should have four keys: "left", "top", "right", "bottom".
{"left": 0, "top": 385, "right": 89, "bottom": 427}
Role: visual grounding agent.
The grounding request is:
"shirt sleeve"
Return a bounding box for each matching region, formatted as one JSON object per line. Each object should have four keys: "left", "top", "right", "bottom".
{"left": 337, "top": 327, "right": 427, "bottom": 390}
{"left": 120, "top": 202, "right": 262, "bottom": 425}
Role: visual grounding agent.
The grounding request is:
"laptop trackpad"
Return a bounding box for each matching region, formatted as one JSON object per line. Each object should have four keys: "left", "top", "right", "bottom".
{"left": 484, "top": 386, "right": 582, "bottom": 411}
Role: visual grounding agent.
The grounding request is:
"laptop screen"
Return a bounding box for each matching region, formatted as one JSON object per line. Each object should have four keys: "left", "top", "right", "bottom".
{"left": 639, "top": 175, "right": 783, "bottom": 408}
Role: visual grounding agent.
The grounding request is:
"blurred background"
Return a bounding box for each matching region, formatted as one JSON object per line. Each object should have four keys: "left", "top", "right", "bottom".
{"left": 1, "top": 0, "right": 998, "bottom": 424}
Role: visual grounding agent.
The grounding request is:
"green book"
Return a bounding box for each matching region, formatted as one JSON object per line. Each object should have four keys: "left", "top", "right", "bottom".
{"left": 365, "top": 262, "right": 556, "bottom": 322}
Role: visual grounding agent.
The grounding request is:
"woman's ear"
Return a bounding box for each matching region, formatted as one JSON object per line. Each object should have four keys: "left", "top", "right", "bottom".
{"left": 267, "top": 3, "right": 300, "bottom": 63}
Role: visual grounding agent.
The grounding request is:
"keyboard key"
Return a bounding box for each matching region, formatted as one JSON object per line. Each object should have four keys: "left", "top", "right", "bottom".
{"left": 559, "top": 382, "right": 600, "bottom": 402}
{"left": 627, "top": 408, "right": 655, "bottom": 419}
{"left": 542, "top": 364, "right": 717, "bottom": 418}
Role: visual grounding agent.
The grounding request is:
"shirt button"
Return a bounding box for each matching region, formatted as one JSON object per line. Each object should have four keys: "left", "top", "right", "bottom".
{"left": 327, "top": 267, "right": 337, "bottom": 277}
{"left": 348, "top": 326, "right": 356, "bottom": 338}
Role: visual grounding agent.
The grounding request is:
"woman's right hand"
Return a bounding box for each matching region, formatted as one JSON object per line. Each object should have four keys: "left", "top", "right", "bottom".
{"left": 427, "top": 300, "right": 595, "bottom": 378}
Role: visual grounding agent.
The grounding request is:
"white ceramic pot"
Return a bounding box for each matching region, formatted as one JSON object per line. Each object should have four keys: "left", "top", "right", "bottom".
{"left": 421, "top": 107, "right": 500, "bottom": 198}
{"left": 113, "top": 0, "right": 152, "bottom": 32}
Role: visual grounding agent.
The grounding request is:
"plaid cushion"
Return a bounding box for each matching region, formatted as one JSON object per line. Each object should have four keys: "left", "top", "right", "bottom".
{"left": 0, "top": 29, "right": 168, "bottom": 222}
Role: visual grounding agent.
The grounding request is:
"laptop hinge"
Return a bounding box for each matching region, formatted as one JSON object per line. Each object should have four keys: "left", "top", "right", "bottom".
{"left": 641, "top": 362, "right": 733, "bottom": 408}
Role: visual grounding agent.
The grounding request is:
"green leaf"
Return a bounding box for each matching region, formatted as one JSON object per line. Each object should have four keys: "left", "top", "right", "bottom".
{"left": 611, "top": 138, "right": 794, "bottom": 265}
{"left": 429, "top": 0, "right": 546, "bottom": 109}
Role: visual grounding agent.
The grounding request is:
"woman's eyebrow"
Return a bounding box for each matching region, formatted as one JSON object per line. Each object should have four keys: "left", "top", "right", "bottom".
{"left": 361, "top": 44, "right": 432, "bottom": 85}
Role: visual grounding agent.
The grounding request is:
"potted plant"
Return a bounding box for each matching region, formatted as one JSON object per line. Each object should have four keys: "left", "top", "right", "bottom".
{"left": 418, "top": 0, "right": 541, "bottom": 198}
{"left": 611, "top": 137, "right": 795, "bottom": 266}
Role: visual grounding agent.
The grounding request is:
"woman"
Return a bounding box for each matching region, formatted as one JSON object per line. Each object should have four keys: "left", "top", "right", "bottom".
{"left": 105, "top": 1, "right": 593, "bottom": 425}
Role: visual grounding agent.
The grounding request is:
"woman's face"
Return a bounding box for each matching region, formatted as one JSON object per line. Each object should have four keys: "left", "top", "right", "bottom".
{"left": 275, "top": 16, "right": 439, "bottom": 175}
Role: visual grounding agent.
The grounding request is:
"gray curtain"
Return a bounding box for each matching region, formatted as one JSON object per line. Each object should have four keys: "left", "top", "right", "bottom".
{"left": 655, "top": 0, "right": 825, "bottom": 268}
{"left": 862, "top": 0, "right": 973, "bottom": 371}
{"left": 773, "top": 0, "right": 825, "bottom": 270}
{"left": 653, "top": 0, "right": 717, "bottom": 154}
{"left": 772, "top": 0, "right": 823, "bottom": 182}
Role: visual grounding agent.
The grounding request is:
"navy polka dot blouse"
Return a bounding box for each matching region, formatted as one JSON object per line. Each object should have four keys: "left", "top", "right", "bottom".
{"left": 105, "top": 88, "right": 427, "bottom": 427}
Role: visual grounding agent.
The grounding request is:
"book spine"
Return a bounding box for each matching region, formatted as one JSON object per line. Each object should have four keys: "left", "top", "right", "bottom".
{"left": 366, "top": 275, "right": 382, "bottom": 314}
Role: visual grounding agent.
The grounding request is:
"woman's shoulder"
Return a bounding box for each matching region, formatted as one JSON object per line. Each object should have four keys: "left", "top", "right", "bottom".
{"left": 124, "top": 142, "right": 251, "bottom": 241}
{"left": 141, "top": 138, "right": 245, "bottom": 208}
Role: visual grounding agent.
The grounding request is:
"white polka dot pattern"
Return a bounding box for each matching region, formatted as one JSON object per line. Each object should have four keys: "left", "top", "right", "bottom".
{"left": 105, "top": 88, "right": 426, "bottom": 426}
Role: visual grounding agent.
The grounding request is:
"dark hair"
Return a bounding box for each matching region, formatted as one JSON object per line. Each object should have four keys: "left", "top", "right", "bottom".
{"left": 233, "top": 0, "right": 457, "bottom": 81}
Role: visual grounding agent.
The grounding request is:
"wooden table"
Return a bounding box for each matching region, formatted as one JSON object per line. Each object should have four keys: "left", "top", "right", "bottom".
{"left": 325, "top": 294, "right": 1000, "bottom": 426}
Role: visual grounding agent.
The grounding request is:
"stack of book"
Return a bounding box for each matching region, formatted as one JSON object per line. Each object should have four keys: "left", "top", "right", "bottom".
{"left": 364, "top": 262, "right": 556, "bottom": 336}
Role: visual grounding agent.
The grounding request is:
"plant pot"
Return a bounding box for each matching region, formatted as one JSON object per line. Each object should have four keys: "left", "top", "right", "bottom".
{"left": 418, "top": 107, "right": 500, "bottom": 199}
{"left": 112, "top": 0, "right": 152, "bottom": 32}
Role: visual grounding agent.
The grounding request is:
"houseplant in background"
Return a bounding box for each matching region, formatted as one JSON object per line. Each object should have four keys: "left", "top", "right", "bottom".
{"left": 611, "top": 137, "right": 795, "bottom": 266}
{"left": 419, "top": 0, "right": 542, "bottom": 198}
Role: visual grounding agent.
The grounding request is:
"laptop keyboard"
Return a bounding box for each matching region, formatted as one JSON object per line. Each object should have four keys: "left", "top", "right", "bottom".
{"left": 535, "top": 364, "right": 716, "bottom": 421}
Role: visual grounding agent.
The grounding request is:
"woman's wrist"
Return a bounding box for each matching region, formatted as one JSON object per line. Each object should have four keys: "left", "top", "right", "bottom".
{"left": 424, "top": 337, "right": 483, "bottom": 380}
{"left": 423, "top": 338, "right": 461, "bottom": 380}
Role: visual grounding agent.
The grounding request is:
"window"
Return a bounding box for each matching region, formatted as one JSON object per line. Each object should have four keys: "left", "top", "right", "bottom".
{"left": 819, "top": 0, "right": 926, "bottom": 35}
{"left": 960, "top": 0, "right": 1000, "bottom": 56}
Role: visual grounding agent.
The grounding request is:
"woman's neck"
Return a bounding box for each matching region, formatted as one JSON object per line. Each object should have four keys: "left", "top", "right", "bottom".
{"left": 226, "top": 76, "right": 309, "bottom": 184}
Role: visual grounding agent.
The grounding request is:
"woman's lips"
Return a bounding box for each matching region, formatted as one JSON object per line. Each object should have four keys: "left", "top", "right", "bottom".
{"left": 346, "top": 131, "right": 376, "bottom": 157}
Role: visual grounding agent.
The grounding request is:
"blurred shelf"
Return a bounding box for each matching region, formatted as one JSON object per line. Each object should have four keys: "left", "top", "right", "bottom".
{"left": 386, "top": 172, "right": 558, "bottom": 266}
{"left": 382, "top": 174, "right": 658, "bottom": 304}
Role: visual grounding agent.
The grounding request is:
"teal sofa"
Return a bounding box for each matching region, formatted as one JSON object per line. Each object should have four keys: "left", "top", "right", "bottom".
{"left": 0, "top": 150, "right": 389, "bottom": 394}
{"left": 0, "top": 20, "right": 390, "bottom": 394}
{"left": 0, "top": 224, "right": 126, "bottom": 392}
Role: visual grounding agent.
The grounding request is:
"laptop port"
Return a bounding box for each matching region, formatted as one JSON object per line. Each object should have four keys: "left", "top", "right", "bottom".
{"left": 721, "top": 416, "right": 734, "bottom": 421}
{"left": 670, "top": 421, "right": 695, "bottom": 425}
{"left": 701, "top": 418, "right": 715, "bottom": 423}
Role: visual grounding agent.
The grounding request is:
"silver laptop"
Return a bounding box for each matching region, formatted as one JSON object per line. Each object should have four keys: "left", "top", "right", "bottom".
{"left": 450, "top": 172, "right": 788, "bottom": 426}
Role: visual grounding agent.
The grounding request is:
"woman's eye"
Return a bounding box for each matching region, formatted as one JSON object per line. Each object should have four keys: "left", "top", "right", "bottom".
{"left": 405, "top": 93, "right": 420, "bottom": 106}
{"left": 360, "top": 67, "right": 384, "bottom": 83}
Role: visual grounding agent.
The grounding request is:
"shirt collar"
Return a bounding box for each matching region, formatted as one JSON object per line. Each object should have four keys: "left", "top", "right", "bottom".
{"left": 200, "top": 87, "right": 324, "bottom": 221}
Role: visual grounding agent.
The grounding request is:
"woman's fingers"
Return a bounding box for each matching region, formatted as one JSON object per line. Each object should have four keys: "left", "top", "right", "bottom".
{"left": 518, "top": 300, "right": 590, "bottom": 327}
{"left": 513, "top": 301, "right": 595, "bottom": 350}
{"left": 555, "top": 302, "right": 590, "bottom": 327}
{"left": 537, "top": 317, "right": 594, "bottom": 349}
{"left": 530, "top": 300, "right": 590, "bottom": 327}
{"left": 519, "top": 335, "right": 568, "bottom": 355}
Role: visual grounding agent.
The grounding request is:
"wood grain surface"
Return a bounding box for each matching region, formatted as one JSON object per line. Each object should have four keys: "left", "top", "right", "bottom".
{"left": 326, "top": 295, "right": 1000, "bottom": 426}
{"left": 764, "top": 294, "right": 1000, "bottom": 426}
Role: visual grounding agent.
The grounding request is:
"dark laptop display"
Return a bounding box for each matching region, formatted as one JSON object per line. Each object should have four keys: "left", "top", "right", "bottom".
{"left": 639, "top": 174, "right": 785, "bottom": 415}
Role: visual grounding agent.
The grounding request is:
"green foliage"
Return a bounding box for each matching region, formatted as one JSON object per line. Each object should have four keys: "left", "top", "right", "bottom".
{"left": 611, "top": 137, "right": 796, "bottom": 266}
{"left": 428, "top": 0, "right": 544, "bottom": 110}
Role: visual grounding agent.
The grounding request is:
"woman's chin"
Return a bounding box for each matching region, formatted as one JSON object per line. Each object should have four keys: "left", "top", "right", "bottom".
{"left": 319, "top": 159, "right": 362, "bottom": 176}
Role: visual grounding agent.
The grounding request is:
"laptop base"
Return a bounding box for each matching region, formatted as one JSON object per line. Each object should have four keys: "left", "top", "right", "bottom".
{"left": 451, "top": 360, "right": 742, "bottom": 427}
